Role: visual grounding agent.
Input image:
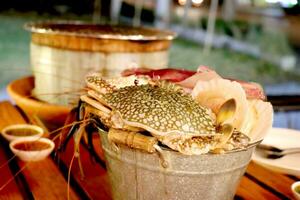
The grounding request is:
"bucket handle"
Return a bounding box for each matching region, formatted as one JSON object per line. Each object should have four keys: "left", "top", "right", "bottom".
{"left": 108, "top": 129, "right": 169, "bottom": 168}
{"left": 108, "top": 129, "right": 158, "bottom": 153}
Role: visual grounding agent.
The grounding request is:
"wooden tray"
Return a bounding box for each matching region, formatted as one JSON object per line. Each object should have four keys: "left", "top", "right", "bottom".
{"left": 7, "top": 76, "right": 71, "bottom": 128}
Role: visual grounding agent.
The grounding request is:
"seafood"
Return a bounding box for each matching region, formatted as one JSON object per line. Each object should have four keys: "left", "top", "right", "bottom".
{"left": 240, "top": 99, "right": 273, "bottom": 142}
{"left": 192, "top": 78, "right": 248, "bottom": 131}
{"left": 121, "top": 66, "right": 272, "bottom": 142}
{"left": 122, "top": 66, "right": 266, "bottom": 100}
{"left": 68, "top": 74, "right": 249, "bottom": 155}
{"left": 56, "top": 66, "right": 273, "bottom": 175}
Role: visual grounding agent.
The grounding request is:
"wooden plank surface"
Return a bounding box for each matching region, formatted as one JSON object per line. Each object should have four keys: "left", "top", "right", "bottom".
{"left": 0, "top": 101, "right": 27, "bottom": 130}
{"left": 17, "top": 159, "right": 80, "bottom": 200}
{"left": 92, "top": 135, "right": 105, "bottom": 161}
{"left": 246, "top": 162, "right": 295, "bottom": 199}
{"left": 236, "top": 176, "right": 282, "bottom": 200}
{"left": 55, "top": 138, "right": 111, "bottom": 200}
{"left": 0, "top": 143, "right": 24, "bottom": 200}
{"left": 0, "top": 101, "right": 79, "bottom": 200}
{"left": 0, "top": 102, "right": 25, "bottom": 199}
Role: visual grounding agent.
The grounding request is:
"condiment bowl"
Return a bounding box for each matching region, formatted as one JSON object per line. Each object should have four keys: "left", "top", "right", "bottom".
{"left": 1, "top": 124, "right": 43, "bottom": 142}
{"left": 292, "top": 181, "right": 300, "bottom": 200}
{"left": 9, "top": 138, "right": 55, "bottom": 162}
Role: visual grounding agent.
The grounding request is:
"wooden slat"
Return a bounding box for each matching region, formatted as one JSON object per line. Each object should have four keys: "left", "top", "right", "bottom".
{"left": 26, "top": 114, "right": 50, "bottom": 138}
{"left": 17, "top": 159, "right": 79, "bottom": 200}
{"left": 55, "top": 138, "right": 111, "bottom": 200}
{"left": 90, "top": 134, "right": 105, "bottom": 161}
{"left": 0, "top": 101, "right": 79, "bottom": 200}
{"left": 236, "top": 176, "right": 281, "bottom": 200}
{"left": 246, "top": 162, "right": 295, "bottom": 199}
{"left": 0, "top": 101, "right": 27, "bottom": 130}
{"left": 0, "top": 143, "right": 23, "bottom": 200}
{"left": 0, "top": 101, "right": 29, "bottom": 199}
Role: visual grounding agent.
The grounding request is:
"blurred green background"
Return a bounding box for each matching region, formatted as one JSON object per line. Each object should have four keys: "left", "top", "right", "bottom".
{"left": 1, "top": 11, "right": 300, "bottom": 90}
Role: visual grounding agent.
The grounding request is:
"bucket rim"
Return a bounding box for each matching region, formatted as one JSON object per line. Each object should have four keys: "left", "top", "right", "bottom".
{"left": 148, "top": 140, "right": 260, "bottom": 156}
{"left": 98, "top": 128, "right": 261, "bottom": 157}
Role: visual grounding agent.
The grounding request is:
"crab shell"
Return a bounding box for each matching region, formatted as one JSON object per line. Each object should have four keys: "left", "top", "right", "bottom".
{"left": 84, "top": 75, "right": 229, "bottom": 155}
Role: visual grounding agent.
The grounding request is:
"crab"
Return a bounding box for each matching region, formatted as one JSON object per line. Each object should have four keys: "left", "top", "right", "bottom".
{"left": 75, "top": 73, "right": 241, "bottom": 155}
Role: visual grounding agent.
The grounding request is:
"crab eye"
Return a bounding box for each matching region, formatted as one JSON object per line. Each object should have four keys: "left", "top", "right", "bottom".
{"left": 134, "top": 79, "right": 139, "bottom": 86}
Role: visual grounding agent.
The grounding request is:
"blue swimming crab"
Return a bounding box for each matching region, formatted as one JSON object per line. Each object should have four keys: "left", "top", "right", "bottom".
{"left": 64, "top": 73, "right": 247, "bottom": 155}
{"left": 57, "top": 73, "right": 251, "bottom": 177}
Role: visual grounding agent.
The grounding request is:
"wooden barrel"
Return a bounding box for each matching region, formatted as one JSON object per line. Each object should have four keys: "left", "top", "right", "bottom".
{"left": 25, "top": 22, "right": 176, "bottom": 105}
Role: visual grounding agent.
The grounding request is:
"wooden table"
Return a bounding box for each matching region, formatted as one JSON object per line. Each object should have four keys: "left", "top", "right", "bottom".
{"left": 0, "top": 101, "right": 299, "bottom": 200}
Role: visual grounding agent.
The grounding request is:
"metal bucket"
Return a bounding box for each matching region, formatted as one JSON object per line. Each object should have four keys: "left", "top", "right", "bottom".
{"left": 99, "top": 131, "right": 256, "bottom": 200}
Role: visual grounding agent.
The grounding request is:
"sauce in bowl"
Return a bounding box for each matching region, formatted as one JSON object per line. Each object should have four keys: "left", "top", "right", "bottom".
{"left": 292, "top": 181, "right": 300, "bottom": 200}
{"left": 6, "top": 128, "right": 40, "bottom": 137}
{"left": 9, "top": 138, "right": 55, "bottom": 162}
{"left": 1, "top": 124, "right": 44, "bottom": 142}
{"left": 13, "top": 141, "right": 51, "bottom": 151}
{"left": 296, "top": 185, "right": 300, "bottom": 194}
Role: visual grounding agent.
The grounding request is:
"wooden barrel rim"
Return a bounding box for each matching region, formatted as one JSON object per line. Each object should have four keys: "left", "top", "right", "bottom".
{"left": 25, "top": 22, "right": 176, "bottom": 41}
{"left": 31, "top": 33, "right": 171, "bottom": 53}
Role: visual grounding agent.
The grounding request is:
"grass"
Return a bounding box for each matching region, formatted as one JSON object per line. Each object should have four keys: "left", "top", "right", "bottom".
{"left": 170, "top": 39, "right": 300, "bottom": 85}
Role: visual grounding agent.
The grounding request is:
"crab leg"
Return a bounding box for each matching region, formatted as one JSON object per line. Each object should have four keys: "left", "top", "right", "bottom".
{"left": 57, "top": 100, "right": 88, "bottom": 154}
{"left": 81, "top": 95, "right": 111, "bottom": 118}
{"left": 87, "top": 90, "right": 112, "bottom": 109}
{"left": 85, "top": 105, "right": 110, "bottom": 119}
{"left": 73, "top": 123, "right": 86, "bottom": 178}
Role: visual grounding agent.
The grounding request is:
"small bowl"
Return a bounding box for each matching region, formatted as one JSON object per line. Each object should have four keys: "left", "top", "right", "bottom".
{"left": 9, "top": 138, "right": 55, "bottom": 162}
{"left": 1, "top": 124, "right": 43, "bottom": 142}
{"left": 292, "top": 181, "right": 300, "bottom": 200}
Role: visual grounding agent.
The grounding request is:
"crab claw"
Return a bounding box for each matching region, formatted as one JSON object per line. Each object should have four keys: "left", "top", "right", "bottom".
{"left": 160, "top": 122, "right": 234, "bottom": 155}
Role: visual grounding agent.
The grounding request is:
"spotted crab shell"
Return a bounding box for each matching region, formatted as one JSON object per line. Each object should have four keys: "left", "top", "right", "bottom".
{"left": 192, "top": 78, "right": 248, "bottom": 130}
{"left": 240, "top": 99, "right": 273, "bottom": 142}
{"left": 102, "top": 83, "right": 217, "bottom": 137}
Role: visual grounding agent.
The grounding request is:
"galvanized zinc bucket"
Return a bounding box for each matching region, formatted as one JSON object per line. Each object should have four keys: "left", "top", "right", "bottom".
{"left": 99, "top": 131, "right": 257, "bottom": 200}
